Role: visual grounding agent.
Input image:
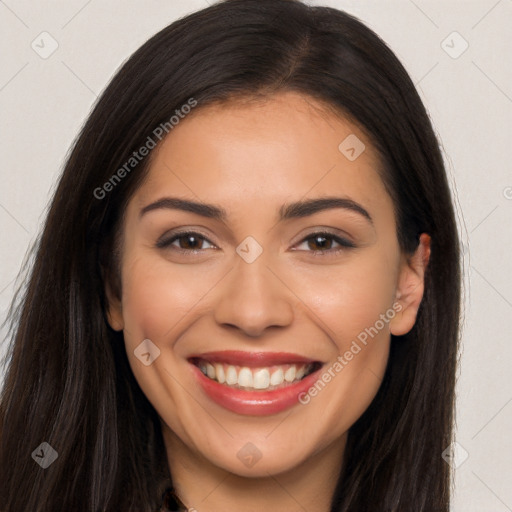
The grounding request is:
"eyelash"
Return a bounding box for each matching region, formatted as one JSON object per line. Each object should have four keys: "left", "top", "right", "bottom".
{"left": 156, "top": 230, "right": 356, "bottom": 256}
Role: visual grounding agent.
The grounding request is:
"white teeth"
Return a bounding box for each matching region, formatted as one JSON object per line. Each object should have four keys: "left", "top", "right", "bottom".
{"left": 253, "top": 369, "right": 270, "bottom": 389}
{"left": 284, "top": 366, "right": 296, "bottom": 382}
{"left": 238, "top": 367, "right": 253, "bottom": 387}
{"left": 206, "top": 363, "right": 216, "bottom": 379}
{"left": 215, "top": 363, "right": 225, "bottom": 384}
{"left": 226, "top": 365, "right": 238, "bottom": 385}
{"left": 270, "top": 368, "right": 284, "bottom": 386}
{"left": 198, "top": 361, "right": 315, "bottom": 391}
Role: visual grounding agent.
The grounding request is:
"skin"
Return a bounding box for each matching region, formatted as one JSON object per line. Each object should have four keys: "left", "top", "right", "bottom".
{"left": 106, "top": 91, "right": 430, "bottom": 512}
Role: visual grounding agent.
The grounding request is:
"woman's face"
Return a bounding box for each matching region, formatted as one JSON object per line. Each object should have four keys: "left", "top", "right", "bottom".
{"left": 107, "top": 91, "right": 428, "bottom": 477}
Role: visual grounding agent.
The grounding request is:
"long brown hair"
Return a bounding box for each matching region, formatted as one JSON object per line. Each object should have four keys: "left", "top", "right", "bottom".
{"left": 0, "top": 0, "right": 460, "bottom": 510}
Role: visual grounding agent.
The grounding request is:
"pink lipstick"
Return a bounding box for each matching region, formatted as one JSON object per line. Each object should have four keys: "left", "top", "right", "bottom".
{"left": 188, "top": 351, "right": 323, "bottom": 415}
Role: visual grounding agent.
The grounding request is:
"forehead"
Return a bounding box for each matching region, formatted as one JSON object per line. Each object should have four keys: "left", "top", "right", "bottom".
{"left": 131, "top": 91, "right": 393, "bottom": 225}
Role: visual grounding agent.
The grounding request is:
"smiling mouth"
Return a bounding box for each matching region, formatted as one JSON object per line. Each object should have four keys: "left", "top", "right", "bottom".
{"left": 190, "top": 358, "right": 322, "bottom": 392}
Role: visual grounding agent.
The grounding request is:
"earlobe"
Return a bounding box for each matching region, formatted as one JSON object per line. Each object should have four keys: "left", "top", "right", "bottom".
{"left": 390, "top": 233, "right": 431, "bottom": 336}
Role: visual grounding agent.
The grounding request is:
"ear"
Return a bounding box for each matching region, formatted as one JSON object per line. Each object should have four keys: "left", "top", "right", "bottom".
{"left": 105, "top": 279, "right": 124, "bottom": 331}
{"left": 389, "top": 233, "right": 431, "bottom": 336}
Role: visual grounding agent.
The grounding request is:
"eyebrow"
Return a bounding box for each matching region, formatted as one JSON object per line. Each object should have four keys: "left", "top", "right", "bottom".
{"left": 140, "top": 196, "right": 373, "bottom": 224}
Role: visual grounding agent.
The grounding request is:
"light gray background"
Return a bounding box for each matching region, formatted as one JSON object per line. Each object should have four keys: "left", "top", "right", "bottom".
{"left": 1, "top": 1, "right": 511, "bottom": 510}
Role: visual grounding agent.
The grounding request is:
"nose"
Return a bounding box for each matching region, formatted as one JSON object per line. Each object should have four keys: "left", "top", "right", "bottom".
{"left": 213, "top": 253, "right": 294, "bottom": 338}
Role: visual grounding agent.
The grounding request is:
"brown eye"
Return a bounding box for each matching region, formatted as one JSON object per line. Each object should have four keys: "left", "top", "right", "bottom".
{"left": 307, "top": 234, "right": 334, "bottom": 251}
{"left": 175, "top": 233, "right": 204, "bottom": 250}
{"left": 294, "top": 232, "right": 356, "bottom": 254}
{"left": 156, "top": 231, "right": 216, "bottom": 252}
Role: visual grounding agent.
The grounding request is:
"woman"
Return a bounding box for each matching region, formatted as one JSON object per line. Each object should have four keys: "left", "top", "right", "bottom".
{"left": 0, "top": 0, "right": 461, "bottom": 510}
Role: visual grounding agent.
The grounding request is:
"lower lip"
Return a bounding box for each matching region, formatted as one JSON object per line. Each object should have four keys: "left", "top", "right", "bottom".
{"left": 190, "top": 364, "right": 322, "bottom": 415}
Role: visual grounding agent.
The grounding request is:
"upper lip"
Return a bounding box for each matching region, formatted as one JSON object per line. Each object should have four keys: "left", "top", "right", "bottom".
{"left": 188, "top": 350, "right": 321, "bottom": 368}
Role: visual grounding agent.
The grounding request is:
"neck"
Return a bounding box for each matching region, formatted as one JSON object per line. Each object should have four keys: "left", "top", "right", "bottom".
{"left": 162, "top": 425, "right": 346, "bottom": 512}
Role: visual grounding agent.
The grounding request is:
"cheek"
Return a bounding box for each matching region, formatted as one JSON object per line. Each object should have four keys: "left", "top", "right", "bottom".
{"left": 293, "top": 249, "right": 398, "bottom": 347}
{"left": 116, "top": 254, "right": 215, "bottom": 428}
{"left": 291, "top": 249, "right": 397, "bottom": 412}
{"left": 119, "top": 253, "right": 217, "bottom": 344}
